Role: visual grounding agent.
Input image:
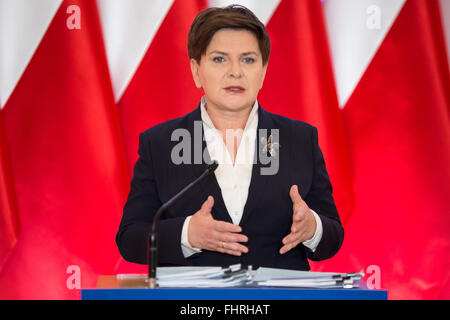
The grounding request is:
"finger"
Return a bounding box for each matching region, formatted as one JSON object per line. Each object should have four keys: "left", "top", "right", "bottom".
{"left": 216, "top": 242, "right": 248, "bottom": 255}
{"left": 280, "top": 235, "right": 303, "bottom": 254}
{"left": 289, "top": 185, "right": 303, "bottom": 205}
{"left": 219, "top": 232, "right": 248, "bottom": 244}
{"left": 282, "top": 232, "right": 296, "bottom": 246}
{"left": 222, "top": 242, "right": 249, "bottom": 253}
{"left": 279, "top": 240, "right": 300, "bottom": 255}
{"left": 282, "top": 226, "right": 307, "bottom": 246}
{"left": 214, "top": 220, "right": 242, "bottom": 233}
{"left": 279, "top": 244, "right": 289, "bottom": 255}
{"left": 200, "top": 196, "right": 214, "bottom": 215}
{"left": 217, "top": 247, "right": 244, "bottom": 256}
{"left": 281, "top": 229, "right": 308, "bottom": 245}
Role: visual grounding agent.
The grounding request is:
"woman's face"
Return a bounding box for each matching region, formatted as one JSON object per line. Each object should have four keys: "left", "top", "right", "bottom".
{"left": 191, "top": 29, "right": 268, "bottom": 113}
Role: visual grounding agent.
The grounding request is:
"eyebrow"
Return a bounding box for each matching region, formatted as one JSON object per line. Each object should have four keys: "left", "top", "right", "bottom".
{"left": 209, "top": 50, "right": 259, "bottom": 56}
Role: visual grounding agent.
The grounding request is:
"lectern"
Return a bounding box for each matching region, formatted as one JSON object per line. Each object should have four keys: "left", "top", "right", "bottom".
{"left": 81, "top": 276, "right": 388, "bottom": 300}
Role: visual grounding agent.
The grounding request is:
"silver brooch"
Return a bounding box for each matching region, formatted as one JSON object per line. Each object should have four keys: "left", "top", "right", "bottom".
{"left": 261, "top": 135, "right": 280, "bottom": 157}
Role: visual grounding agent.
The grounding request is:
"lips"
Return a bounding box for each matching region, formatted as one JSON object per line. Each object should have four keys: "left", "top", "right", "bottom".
{"left": 224, "top": 86, "right": 245, "bottom": 93}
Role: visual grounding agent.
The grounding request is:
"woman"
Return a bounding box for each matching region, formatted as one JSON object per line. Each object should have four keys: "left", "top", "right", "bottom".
{"left": 116, "top": 5, "right": 344, "bottom": 271}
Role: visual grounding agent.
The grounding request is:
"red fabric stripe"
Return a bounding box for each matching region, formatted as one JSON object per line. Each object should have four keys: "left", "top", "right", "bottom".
{"left": 114, "top": 0, "right": 207, "bottom": 274}
{"left": 0, "top": 0, "right": 129, "bottom": 299}
{"left": 117, "top": 0, "right": 207, "bottom": 176}
{"left": 0, "top": 110, "right": 20, "bottom": 271}
{"left": 261, "top": 0, "right": 354, "bottom": 224}
{"left": 328, "top": 0, "right": 450, "bottom": 299}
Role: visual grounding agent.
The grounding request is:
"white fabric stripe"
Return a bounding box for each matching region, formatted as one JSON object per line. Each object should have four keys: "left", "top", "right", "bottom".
{"left": 208, "top": 0, "right": 281, "bottom": 25}
{"left": 97, "top": 0, "right": 174, "bottom": 102}
{"left": 439, "top": 0, "right": 450, "bottom": 70}
{"left": 323, "top": 0, "right": 406, "bottom": 108}
{"left": 0, "top": 0, "right": 62, "bottom": 108}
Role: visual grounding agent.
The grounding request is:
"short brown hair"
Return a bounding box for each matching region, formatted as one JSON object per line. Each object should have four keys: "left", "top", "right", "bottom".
{"left": 188, "top": 5, "right": 271, "bottom": 66}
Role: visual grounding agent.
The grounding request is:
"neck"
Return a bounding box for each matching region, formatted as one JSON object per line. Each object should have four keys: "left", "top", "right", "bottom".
{"left": 203, "top": 100, "right": 256, "bottom": 165}
{"left": 205, "top": 103, "right": 254, "bottom": 132}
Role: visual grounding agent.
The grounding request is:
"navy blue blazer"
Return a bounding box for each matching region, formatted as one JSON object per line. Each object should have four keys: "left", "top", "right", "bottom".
{"left": 116, "top": 104, "right": 344, "bottom": 271}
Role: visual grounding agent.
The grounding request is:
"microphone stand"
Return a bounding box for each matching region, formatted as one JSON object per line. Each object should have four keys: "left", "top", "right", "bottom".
{"left": 147, "top": 161, "right": 218, "bottom": 288}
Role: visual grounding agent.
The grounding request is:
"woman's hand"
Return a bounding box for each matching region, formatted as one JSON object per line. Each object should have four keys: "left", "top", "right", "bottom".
{"left": 280, "top": 185, "right": 317, "bottom": 254}
{"left": 188, "top": 196, "right": 249, "bottom": 256}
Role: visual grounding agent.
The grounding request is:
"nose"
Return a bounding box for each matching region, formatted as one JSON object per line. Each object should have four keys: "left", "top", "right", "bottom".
{"left": 228, "top": 61, "right": 243, "bottom": 79}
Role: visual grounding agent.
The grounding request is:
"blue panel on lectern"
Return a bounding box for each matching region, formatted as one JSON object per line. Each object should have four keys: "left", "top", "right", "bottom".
{"left": 81, "top": 287, "right": 388, "bottom": 300}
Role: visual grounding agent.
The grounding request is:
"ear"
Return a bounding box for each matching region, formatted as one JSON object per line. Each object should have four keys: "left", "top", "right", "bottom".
{"left": 190, "top": 58, "right": 202, "bottom": 89}
{"left": 259, "top": 63, "right": 268, "bottom": 90}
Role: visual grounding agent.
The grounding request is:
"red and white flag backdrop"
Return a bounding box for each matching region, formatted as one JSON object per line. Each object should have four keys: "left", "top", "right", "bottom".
{"left": 0, "top": 0, "right": 448, "bottom": 299}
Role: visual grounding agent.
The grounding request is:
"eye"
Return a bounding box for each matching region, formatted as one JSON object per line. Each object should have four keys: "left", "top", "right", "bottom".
{"left": 212, "top": 56, "right": 225, "bottom": 63}
{"left": 243, "top": 57, "right": 255, "bottom": 64}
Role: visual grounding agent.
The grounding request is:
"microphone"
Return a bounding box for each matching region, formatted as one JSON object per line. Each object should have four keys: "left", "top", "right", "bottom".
{"left": 147, "top": 161, "right": 219, "bottom": 288}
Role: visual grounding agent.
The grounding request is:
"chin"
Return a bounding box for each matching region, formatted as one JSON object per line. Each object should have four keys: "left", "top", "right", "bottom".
{"left": 220, "top": 97, "right": 255, "bottom": 112}
{"left": 222, "top": 103, "right": 253, "bottom": 112}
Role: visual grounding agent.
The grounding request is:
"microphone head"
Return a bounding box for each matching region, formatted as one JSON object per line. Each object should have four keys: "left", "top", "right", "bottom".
{"left": 207, "top": 161, "right": 219, "bottom": 173}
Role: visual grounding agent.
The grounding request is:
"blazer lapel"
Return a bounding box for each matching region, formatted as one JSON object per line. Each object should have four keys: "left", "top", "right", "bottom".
{"left": 240, "top": 105, "right": 276, "bottom": 226}
{"left": 187, "top": 106, "right": 233, "bottom": 223}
